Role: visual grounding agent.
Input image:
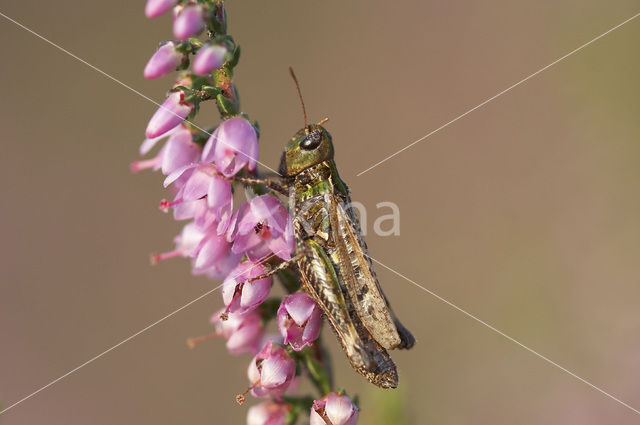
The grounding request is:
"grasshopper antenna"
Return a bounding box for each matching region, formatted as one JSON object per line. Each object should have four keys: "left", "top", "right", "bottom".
{"left": 289, "top": 66, "right": 309, "bottom": 134}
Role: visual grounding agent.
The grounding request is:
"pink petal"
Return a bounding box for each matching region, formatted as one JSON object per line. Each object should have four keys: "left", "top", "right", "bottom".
{"left": 301, "top": 308, "right": 322, "bottom": 346}
{"left": 249, "top": 195, "right": 283, "bottom": 222}
{"left": 145, "top": 91, "right": 193, "bottom": 139}
{"left": 201, "top": 128, "right": 218, "bottom": 164}
{"left": 259, "top": 354, "right": 291, "bottom": 388}
{"left": 232, "top": 231, "right": 262, "bottom": 255}
{"left": 268, "top": 236, "right": 293, "bottom": 261}
{"left": 139, "top": 126, "right": 178, "bottom": 155}
{"left": 245, "top": 241, "right": 273, "bottom": 263}
{"left": 161, "top": 128, "right": 200, "bottom": 175}
{"left": 207, "top": 174, "right": 232, "bottom": 211}
{"left": 309, "top": 408, "right": 327, "bottom": 425}
{"left": 198, "top": 250, "right": 241, "bottom": 280}
{"left": 182, "top": 166, "right": 215, "bottom": 201}
{"left": 325, "top": 394, "right": 357, "bottom": 425}
{"left": 247, "top": 401, "right": 288, "bottom": 425}
{"left": 239, "top": 277, "right": 270, "bottom": 310}
{"left": 283, "top": 326, "right": 304, "bottom": 349}
{"left": 227, "top": 318, "right": 263, "bottom": 355}
{"left": 143, "top": 41, "right": 182, "bottom": 79}
{"left": 209, "top": 117, "right": 259, "bottom": 177}
{"left": 172, "top": 198, "right": 199, "bottom": 221}
{"left": 144, "top": 0, "right": 176, "bottom": 18}
{"left": 284, "top": 293, "right": 317, "bottom": 325}
{"left": 257, "top": 339, "right": 274, "bottom": 360}
{"left": 216, "top": 201, "right": 234, "bottom": 236}
{"left": 192, "top": 44, "right": 227, "bottom": 76}
{"left": 176, "top": 223, "right": 206, "bottom": 257}
{"left": 247, "top": 355, "right": 262, "bottom": 386}
{"left": 194, "top": 233, "right": 230, "bottom": 271}
{"left": 163, "top": 163, "right": 195, "bottom": 187}
{"left": 173, "top": 5, "right": 205, "bottom": 40}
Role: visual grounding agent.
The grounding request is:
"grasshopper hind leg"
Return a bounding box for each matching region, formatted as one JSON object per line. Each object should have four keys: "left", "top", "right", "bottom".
{"left": 297, "top": 238, "right": 399, "bottom": 389}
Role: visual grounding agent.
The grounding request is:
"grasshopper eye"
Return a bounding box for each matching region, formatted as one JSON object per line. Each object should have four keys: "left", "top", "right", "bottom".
{"left": 300, "top": 131, "right": 322, "bottom": 150}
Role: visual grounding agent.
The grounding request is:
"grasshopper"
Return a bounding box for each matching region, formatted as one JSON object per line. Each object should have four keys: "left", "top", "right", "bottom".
{"left": 238, "top": 69, "right": 414, "bottom": 388}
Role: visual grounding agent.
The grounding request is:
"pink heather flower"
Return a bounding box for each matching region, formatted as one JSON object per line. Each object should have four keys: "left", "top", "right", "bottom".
{"left": 163, "top": 163, "right": 233, "bottom": 230}
{"left": 211, "top": 308, "right": 264, "bottom": 355}
{"left": 159, "top": 127, "right": 200, "bottom": 175}
{"left": 247, "top": 340, "right": 296, "bottom": 399}
{"left": 201, "top": 117, "right": 258, "bottom": 177}
{"left": 131, "top": 126, "right": 199, "bottom": 175}
{"left": 192, "top": 231, "right": 240, "bottom": 278}
{"left": 145, "top": 91, "right": 193, "bottom": 139}
{"left": 151, "top": 222, "right": 205, "bottom": 264}
{"left": 221, "top": 261, "right": 271, "bottom": 316}
{"left": 230, "top": 195, "right": 294, "bottom": 262}
{"left": 310, "top": 393, "right": 359, "bottom": 425}
{"left": 181, "top": 165, "right": 232, "bottom": 212}
{"left": 144, "top": 41, "right": 185, "bottom": 80}
{"left": 247, "top": 401, "right": 290, "bottom": 425}
{"left": 174, "top": 195, "right": 234, "bottom": 235}
{"left": 277, "top": 292, "right": 322, "bottom": 351}
{"left": 173, "top": 4, "right": 205, "bottom": 40}
{"left": 144, "top": 0, "right": 176, "bottom": 18}
{"left": 138, "top": 126, "right": 178, "bottom": 156}
{"left": 152, "top": 222, "right": 240, "bottom": 279}
{"left": 192, "top": 44, "right": 227, "bottom": 76}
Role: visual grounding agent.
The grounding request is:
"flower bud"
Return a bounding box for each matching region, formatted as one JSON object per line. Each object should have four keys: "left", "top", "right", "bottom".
{"left": 173, "top": 4, "right": 205, "bottom": 40}
{"left": 144, "top": 0, "right": 176, "bottom": 18}
{"left": 145, "top": 91, "right": 193, "bottom": 139}
{"left": 246, "top": 340, "right": 296, "bottom": 399}
{"left": 310, "top": 393, "right": 358, "bottom": 425}
{"left": 193, "top": 44, "right": 227, "bottom": 75}
{"left": 144, "top": 41, "right": 184, "bottom": 80}
{"left": 277, "top": 292, "right": 322, "bottom": 351}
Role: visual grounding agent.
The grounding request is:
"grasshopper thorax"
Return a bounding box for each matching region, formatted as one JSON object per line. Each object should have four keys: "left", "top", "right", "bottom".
{"left": 278, "top": 124, "right": 334, "bottom": 177}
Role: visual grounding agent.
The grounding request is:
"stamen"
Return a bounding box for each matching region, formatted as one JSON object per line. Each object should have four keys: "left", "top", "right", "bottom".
{"left": 159, "top": 197, "right": 183, "bottom": 213}
{"left": 150, "top": 249, "right": 182, "bottom": 265}
{"left": 220, "top": 283, "right": 244, "bottom": 320}
{"left": 186, "top": 332, "right": 219, "bottom": 349}
{"left": 236, "top": 381, "right": 259, "bottom": 405}
{"left": 130, "top": 158, "right": 158, "bottom": 173}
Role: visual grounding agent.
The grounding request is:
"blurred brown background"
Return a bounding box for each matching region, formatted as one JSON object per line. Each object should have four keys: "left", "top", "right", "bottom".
{"left": 1, "top": 1, "right": 639, "bottom": 424}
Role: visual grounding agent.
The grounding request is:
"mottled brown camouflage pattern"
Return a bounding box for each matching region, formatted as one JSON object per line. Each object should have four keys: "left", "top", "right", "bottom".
{"left": 279, "top": 124, "right": 414, "bottom": 388}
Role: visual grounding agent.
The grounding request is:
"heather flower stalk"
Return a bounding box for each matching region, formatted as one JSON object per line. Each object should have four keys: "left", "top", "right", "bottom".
{"left": 136, "top": 1, "right": 359, "bottom": 423}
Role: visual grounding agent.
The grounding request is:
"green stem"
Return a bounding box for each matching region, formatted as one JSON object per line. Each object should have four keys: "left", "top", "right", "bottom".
{"left": 291, "top": 345, "right": 332, "bottom": 396}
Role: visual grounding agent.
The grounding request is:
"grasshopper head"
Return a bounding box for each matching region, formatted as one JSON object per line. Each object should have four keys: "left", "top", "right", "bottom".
{"left": 278, "top": 124, "right": 334, "bottom": 177}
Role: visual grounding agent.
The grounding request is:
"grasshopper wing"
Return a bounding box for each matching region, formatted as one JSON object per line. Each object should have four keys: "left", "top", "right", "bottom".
{"left": 296, "top": 236, "right": 398, "bottom": 388}
{"left": 329, "top": 194, "right": 415, "bottom": 350}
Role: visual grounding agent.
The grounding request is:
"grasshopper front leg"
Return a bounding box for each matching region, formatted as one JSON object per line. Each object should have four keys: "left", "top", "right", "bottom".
{"left": 244, "top": 254, "right": 302, "bottom": 283}
{"left": 226, "top": 175, "right": 288, "bottom": 196}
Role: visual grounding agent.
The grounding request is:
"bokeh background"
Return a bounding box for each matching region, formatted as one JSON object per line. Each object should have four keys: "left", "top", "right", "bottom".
{"left": 1, "top": 1, "right": 639, "bottom": 424}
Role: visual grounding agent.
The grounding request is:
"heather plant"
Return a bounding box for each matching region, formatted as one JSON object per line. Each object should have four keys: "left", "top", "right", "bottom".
{"left": 134, "top": 1, "right": 358, "bottom": 423}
